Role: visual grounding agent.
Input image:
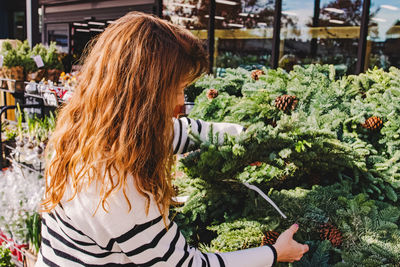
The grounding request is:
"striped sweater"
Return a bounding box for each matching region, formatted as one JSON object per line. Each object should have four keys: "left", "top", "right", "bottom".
{"left": 36, "top": 118, "right": 277, "bottom": 266}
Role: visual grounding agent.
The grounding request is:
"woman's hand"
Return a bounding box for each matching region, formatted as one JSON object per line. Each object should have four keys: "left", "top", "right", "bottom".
{"left": 273, "top": 224, "right": 309, "bottom": 262}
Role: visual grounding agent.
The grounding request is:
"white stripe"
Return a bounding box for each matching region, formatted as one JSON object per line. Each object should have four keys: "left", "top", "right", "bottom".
{"left": 42, "top": 218, "right": 131, "bottom": 264}
{"left": 178, "top": 118, "right": 190, "bottom": 154}
{"left": 46, "top": 209, "right": 101, "bottom": 247}
{"left": 126, "top": 222, "right": 179, "bottom": 263}
{"left": 172, "top": 118, "right": 180, "bottom": 152}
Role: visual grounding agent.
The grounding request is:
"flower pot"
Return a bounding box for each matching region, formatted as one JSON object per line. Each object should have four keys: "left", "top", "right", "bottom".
{"left": 46, "top": 69, "right": 62, "bottom": 83}
{"left": 0, "top": 67, "right": 8, "bottom": 89}
{"left": 26, "top": 69, "right": 45, "bottom": 83}
{"left": 4, "top": 66, "right": 24, "bottom": 93}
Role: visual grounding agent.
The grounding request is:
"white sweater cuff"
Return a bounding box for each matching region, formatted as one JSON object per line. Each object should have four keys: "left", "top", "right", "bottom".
{"left": 219, "top": 245, "right": 276, "bottom": 267}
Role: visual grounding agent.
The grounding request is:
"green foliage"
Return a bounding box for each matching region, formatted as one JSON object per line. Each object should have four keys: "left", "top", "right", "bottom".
{"left": 19, "top": 40, "right": 38, "bottom": 73}
{"left": 175, "top": 65, "right": 400, "bottom": 265}
{"left": 293, "top": 241, "right": 335, "bottom": 267}
{"left": 206, "top": 220, "right": 265, "bottom": 252}
{"left": 187, "top": 65, "right": 400, "bottom": 203}
{"left": 25, "top": 212, "right": 41, "bottom": 254}
{"left": 1, "top": 40, "right": 39, "bottom": 73}
{"left": 1, "top": 41, "right": 24, "bottom": 68}
{"left": 186, "top": 68, "right": 251, "bottom": 103}
{"left": 15, "top": 103, "right": 56, "bottom": 143}
{"left": 175, "top": 173, "right": 400, "bottom": 265}
{"left": 189, "top": 91, "right": 237, "bottom": 122}
{"left": 1, "top": 41, "right": 13, "bottom": 52}
{"left": 1, "top": 122, "right": 17, "bottom": 141}
{"left": 0, "top": 244, "right": 15, "bottom": 267}
{"left": 0, "top": 40, "right": 63, "bottom": 71}
{"left": 181, "top": 118, "right": 361, "bottom": 191}
{"left": 32, "top": 43, "right": 48, "bottom": 60}
{"left": 335, "top": 195, "right": 400, "bottom": 266}
{"left": 44, "top": 42, "right": 63, "bottom": 70}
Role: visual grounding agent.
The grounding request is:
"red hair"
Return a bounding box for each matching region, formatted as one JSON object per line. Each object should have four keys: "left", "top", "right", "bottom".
{"left": 42, "top": 12, "right": 208, "bottom": 221}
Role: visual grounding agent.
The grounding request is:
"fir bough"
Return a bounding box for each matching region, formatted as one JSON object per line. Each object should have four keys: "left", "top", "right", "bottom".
{"left": 175, "top": 65, "right": 400, "bottom": 264}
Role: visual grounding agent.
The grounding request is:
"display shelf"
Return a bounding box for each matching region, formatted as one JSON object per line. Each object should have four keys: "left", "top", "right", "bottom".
{"left": 0, "top": 88, "right": 17, "bottom": 94}
{"left": 24, "top": 93, "right": 44, "bottom": 99}
{"left": 0, "top": 104, "right": 44, "bottom": 169}
{"left": 0, "top": 79, "right": 71, "bottom": 109}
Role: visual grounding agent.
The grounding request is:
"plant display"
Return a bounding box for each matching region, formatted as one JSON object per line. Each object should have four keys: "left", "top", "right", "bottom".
{"left": 185, "top": 68, "right": 253, "bottom": 102}
{"left": 1, "top": 40, "right": 38, "bottom": 74}
{"left": 0, "top": 110, "right": 55, "bottom": 259}
{"left": 173, "top": 64, "right": 400, "bottom": 266}
{"left": 0, "top": 41, "right": 64, "bottom": 84}
{"left": 0, "top": 162, "right": 44, "bottom": 253}
{"left": 11, "top": 107, "right": 56, "bottom": 170}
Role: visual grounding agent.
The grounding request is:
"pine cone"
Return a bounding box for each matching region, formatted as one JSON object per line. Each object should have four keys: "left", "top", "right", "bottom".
{"left": 362, "top": 116, "right": 383, "bottom": 131}
{"left": 275, "top": 95, "right": 298, "bottom": 113}
{"left": 261, "top": 231, "right": 279, "bottom": 246}
{"left": 318, "top": 223, "right": 343, "bottom": 247}
{"left": 206, "top": 89, "right": 219, "bottom": 100}
{"left": 251, "top": 69, "right": 265, "bottom": 80}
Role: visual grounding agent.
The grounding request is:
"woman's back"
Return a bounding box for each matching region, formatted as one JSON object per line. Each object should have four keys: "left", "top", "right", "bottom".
{"left": 37, "top": 12, "right": 307, "bottom": 266}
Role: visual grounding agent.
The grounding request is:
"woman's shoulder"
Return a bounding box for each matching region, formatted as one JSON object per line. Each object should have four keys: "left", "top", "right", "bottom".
{"left": 61, "top": 174, "right": 162, "bottom": 227}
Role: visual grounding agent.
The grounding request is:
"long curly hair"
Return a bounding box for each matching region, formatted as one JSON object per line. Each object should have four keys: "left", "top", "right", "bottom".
{"left": 41, "top": 12, "right": 208, "bottom": 221}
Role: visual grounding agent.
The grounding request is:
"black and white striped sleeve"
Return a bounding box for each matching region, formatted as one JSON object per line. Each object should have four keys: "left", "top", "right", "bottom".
{"left": 173, "top": 117, "right": 245, "bottom": 154}
{"left": 113, "top": 217, "right": 276, "bottom": 267}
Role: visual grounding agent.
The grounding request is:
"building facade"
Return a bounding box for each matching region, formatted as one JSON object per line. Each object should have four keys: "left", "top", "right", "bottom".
{"left": 2, "top": 0, "right": 399, "bottom": 74}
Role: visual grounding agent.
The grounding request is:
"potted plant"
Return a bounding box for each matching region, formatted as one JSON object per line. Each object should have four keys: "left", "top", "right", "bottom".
{"left": 23, "top": 212, "right": 40, "bottom": 267}
{"left": 0, "top": 67, "right": 7, "bottom": 89}
{"left": 25, "top": 43, "right": 47, "bottom": 82}
{"left": 44, "top": 42, "right": 64, "bottom": 83}
{"left": 1, "top": 41, "right": 24, "bottom": 92}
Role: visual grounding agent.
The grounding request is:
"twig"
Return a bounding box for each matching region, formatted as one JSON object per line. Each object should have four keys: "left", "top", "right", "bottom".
{"left": 243, "top": 182, "right": 287, "bottom": 219}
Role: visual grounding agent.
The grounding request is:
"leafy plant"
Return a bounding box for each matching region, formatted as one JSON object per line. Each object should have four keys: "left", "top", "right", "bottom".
{"left": 174, "top": 65, "right": 400, "bottom": 265}
{"left": 25, "top": 212, "right": 41, "bottom": 254}
{"left": 293, "top": 241, "right": 335, "bottom": 267}
{"left": 19, "top": 40, "right": 38, "bottom": 74}
{"left": 1, "top": 42, "right": 24, "bottom": 68}
{"left": 44, "top": 42, "right": 63, "bottom": 70}
{"left": 0, "top": 243, "right": 15, "bottom": 267}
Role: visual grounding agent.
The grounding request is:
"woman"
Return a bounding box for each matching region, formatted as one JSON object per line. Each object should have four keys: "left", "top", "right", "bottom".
{"left": 36, "top": 12, "right": 308, "bottom": 266}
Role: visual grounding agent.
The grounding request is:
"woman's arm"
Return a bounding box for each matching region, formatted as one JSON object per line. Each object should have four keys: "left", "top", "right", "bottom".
{"left": 173, "top": 117, "right": 245, "bottom": 154}
{"left": 58, "top": 179, "right": 276, "bottom": 266}
{"left": 113, "top": 216, "right": 276, "bottom": 266}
